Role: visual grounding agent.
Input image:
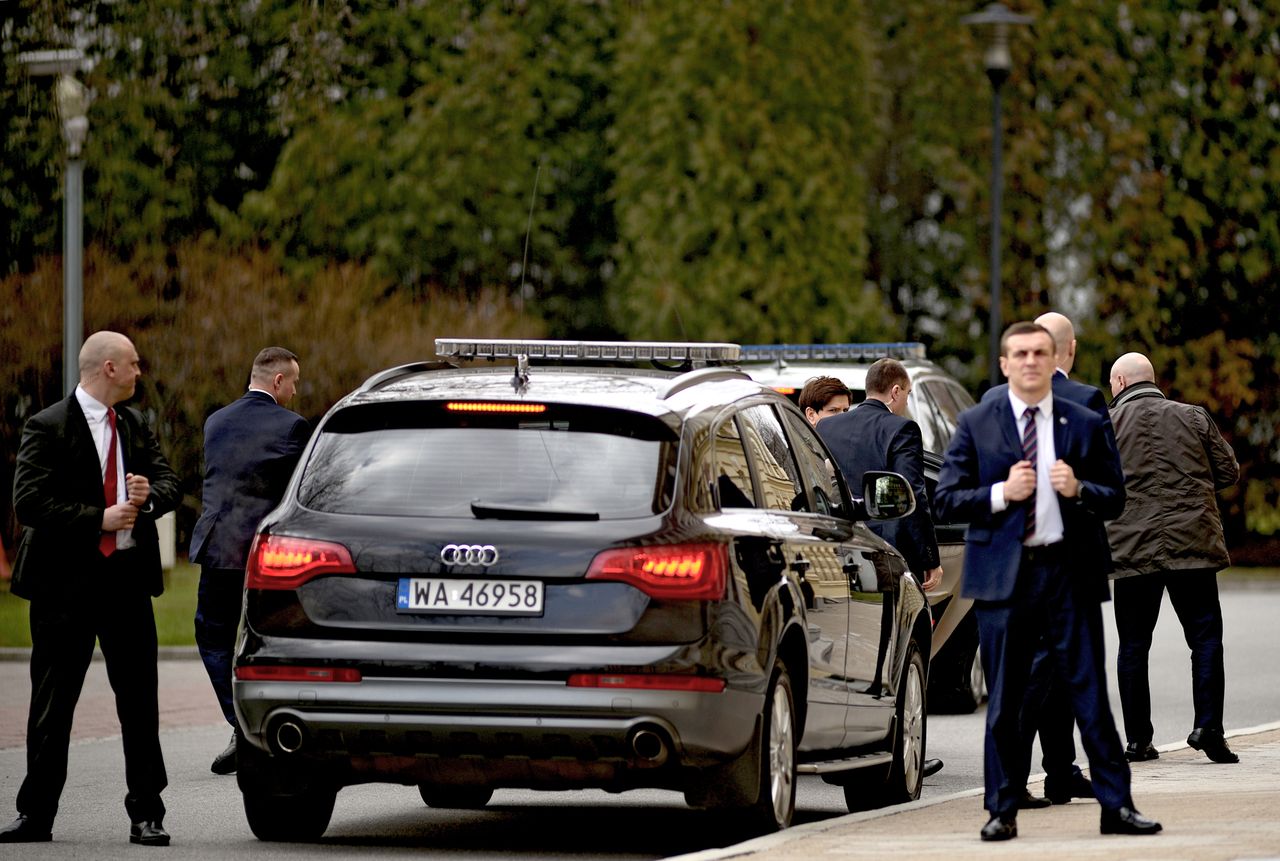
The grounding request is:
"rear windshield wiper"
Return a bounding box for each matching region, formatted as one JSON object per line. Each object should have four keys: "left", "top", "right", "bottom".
{"left": 470, "top": 500, "right": 601, "bottom": 521}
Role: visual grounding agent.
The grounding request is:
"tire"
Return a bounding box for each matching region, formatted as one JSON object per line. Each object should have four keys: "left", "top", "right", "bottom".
{"left": 243, "top": 787, "right": 336, "bottom": 842}
{"left": 743, "top": 660, "right": 797, "bottom": 833}
{"left": 418, "top": 785, "right": 494, "bottom": 809}
{"left": 884, "top": 642, "right": 927, "bottom": 804}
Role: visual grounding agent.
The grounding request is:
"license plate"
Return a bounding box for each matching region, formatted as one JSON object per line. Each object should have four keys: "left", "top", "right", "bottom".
{"left": 396, "top": 578, "right": 544, "bottom": 616}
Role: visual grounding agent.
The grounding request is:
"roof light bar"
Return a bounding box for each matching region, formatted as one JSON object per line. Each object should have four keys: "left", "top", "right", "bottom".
{"left": 436, "top": 338, "right": 741, "bottom": 364}
{"left": 738, "top": 342, "right": 927, "bottom": 362}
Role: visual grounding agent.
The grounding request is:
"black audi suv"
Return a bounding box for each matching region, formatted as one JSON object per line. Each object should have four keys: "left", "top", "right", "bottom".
{"left": 232, "top": 339, "right": 933, "bottom": 841}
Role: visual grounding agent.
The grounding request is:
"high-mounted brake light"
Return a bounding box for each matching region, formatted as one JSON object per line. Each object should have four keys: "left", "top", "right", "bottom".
{"left": 446, "top": 401, "right": 547, "bottom": 413}
{"left": 435, "top": 338, "right": 740, "bottom": 364}
{"left": 772, "top": 386, "right": 796, "bottom": 395}
{"left": 235, "top": 665, "right": 362, "bottom": 683}
{"left": 245, "top": 535, "right": 356, "bottom": 590}
{"left": 739, "top": 342, "right": 927, "bottom": 362}
{"left": 585, "top": 542, "right": 727, "bottom": 600}
{"left": 567, "top": 673, "right": 725, "bottom": 693}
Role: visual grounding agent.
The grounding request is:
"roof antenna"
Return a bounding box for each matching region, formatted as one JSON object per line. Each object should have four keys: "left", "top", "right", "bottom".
{"left": 518, "top": 159, "right": 543, "bottom": 317}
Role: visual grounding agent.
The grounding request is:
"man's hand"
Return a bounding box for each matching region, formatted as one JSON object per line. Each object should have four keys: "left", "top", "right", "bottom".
{"left": 1004, "top": 460, "right": 1037, "bottom": 502}
{"left": 1050, "top": 459, "right": 1080, "bottom": 498}
{"left": 125, "top": 473, "right": 150, "bottom": 507}
{"left": 921, "top": 566, "right": 944, "bottom": 591}
{"left": 102, "top": 502, "right": 139, "bottom": 532}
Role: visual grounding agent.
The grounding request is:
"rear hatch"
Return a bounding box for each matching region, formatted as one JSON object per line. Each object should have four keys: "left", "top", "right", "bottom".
{"left": 245, "top": 398, "right": 717, "bottom": 645}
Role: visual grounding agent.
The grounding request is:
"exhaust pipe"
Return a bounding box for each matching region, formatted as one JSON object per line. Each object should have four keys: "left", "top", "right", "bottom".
{"left": 630, "top": 728, "right": 668, "bottom": 765}
{"left": 274, "top": 720, "right": 305, "bottom": 755}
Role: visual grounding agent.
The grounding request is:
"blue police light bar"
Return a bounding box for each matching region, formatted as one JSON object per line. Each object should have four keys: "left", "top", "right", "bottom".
{"left": 737, "top": 342, "right": 927, "bottom": 363}
{"left": 435, "top": 338, "right": 741, "bottom": 364}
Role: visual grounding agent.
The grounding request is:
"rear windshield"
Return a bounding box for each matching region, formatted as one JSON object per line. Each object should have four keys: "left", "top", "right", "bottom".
{"left": 297, "top": 402, "right": 678, "bottom": 519}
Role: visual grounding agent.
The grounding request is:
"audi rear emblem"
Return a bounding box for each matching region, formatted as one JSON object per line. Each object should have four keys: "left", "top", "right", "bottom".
{"left": 440, "top": 544, "right": 500, "bottom": 567}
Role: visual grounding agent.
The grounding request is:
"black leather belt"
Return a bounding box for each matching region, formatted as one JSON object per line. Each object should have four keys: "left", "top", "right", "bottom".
{"left": 1021, "top": 542, "right": 1066, "bottom": 564}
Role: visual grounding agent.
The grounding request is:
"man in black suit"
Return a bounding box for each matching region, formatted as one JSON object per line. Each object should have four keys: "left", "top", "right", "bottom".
{"left": 981, "top": 312, "right": 1107, "bottom": 807}
{"left": 818, "top": 358, "right": 944, "bottom": 778}
{"left": 936, "top": 321, "right": 1160, "bottom": 841}
{"left": 1, "top": 331, "right": 179, "bottom": 846}
{"left": 189, "top": 347, "right": 309, "bottom": 774}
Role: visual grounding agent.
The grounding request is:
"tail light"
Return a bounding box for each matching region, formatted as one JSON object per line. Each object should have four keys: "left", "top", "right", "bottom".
{"left": 567, "top": 673, "right": 725, "bottom": 693}
{"left": 585, "top": 542, "right": 727, "bottom": 600}
{"left": 235, "top": 665, "right": 361, "bottom": 683}
{"left": 245, "top": 534, "right": 355, "bottom": 590}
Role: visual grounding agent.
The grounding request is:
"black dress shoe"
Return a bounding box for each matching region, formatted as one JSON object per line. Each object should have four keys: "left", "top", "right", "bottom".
{"left": 1187, "top": 727, "right": 1239, "bottom": 764}
{"left": 211, "top": 730, "right": 238, "bottom": 775}
{"left": 1017, "top": 789, "right": 1052, "bottom": 809}
{"left": 1125, "top": 741, "right": 1160, "bottom": 762}
{"left": 980, "top": 815, "right": 1017, "bottom": 841}
{"left": 0, "top": 814, "right": 52, "bottom": 843}
{"left": 1100, "top": 806, "right": 1162, "bottom": 835}
{"left": 922, "top": 758, "right": 944, "bottom": 778}
{"left": 130, "top": 820, "right": 171, "bottom": 846}
{"left": 1044, "top": 771, "right": 1095, "bottom": 804}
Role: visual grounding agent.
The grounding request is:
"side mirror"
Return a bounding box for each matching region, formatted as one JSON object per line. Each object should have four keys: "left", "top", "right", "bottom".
{"left": 861, "top": 471, "right": 916, "bottom": 520}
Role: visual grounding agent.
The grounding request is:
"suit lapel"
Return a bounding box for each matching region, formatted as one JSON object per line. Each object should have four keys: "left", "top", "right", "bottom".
{"left": 994, "top": 396, "right": 1021, "bottom": 456}
{"left": 1052, "top": 396, "right": 1071, "bottom": 460}
{"left": 66, "top": 395, "right": 105, "bottom": 484}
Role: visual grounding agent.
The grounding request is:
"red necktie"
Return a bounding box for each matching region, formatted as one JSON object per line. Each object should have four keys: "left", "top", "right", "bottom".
{"left": 100, "top": 408, "right": 118, "bottom": 557}
{"left": 1021, "top": 406, "right": 1038, "bottom": 540}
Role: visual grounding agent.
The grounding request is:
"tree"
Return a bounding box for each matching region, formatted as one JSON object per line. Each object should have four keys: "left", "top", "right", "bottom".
{"left": 608, "top": 0, "right": 890, "bottom": 343}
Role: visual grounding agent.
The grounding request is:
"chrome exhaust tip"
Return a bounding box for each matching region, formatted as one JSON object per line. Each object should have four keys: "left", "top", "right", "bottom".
{"left": 630, "top": 728, "right": 668, "bottom": 765}
{"left": 274, "top": 720, "right": 305, "bottom": 755}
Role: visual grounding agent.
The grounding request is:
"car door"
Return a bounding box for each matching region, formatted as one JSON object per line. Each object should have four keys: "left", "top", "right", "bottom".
{"left": 772, "top": 407, "right": 902, "bottom": 744}
{"left": 735, "top": 403, "right": 851, "bottom": 751}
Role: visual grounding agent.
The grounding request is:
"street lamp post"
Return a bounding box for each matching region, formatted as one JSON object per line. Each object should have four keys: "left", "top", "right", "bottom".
{"left": 19, "top": 49, "right": 90, "bottom": 397}
{"left": 961, "top": 4, "right": 1032, "bottom": 388}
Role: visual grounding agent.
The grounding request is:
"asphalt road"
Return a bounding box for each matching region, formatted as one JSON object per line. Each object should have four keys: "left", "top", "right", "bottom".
{"left": 0, "top": 580, "right": 1274, "bottom": 859}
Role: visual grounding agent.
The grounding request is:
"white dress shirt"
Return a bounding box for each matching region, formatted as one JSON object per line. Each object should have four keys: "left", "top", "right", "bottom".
{"left": 990, "top": 389, "right": 1064, "bottom": 546}
{"left": 76, "top": 386, "right": 134, "bottom": 550}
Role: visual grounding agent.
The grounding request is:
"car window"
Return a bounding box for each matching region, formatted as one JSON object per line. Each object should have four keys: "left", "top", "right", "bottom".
{"left": 737, "top": 404, "right": 802, "bottom": 511}
{"left": 776, "top": 408, "right": 841, "bottom": 516}
{"left": 909, "top": 383, "right": 951, "bottom": 455}
{"left": 297, "top": 402, "right": 677, "bottom": 519}
{"left": 712, "top": 416, "right": 757, "bottom": 509}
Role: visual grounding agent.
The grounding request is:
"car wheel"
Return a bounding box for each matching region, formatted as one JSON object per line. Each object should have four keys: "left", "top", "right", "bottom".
{"left": 418, "top": 785, "right": 494, "bottom": 809}
{"left": 884, "top": 642, "right": 926, "bottom": 804}
{"left": 743, "top": 660, "right": 797, "bottom": 833}
{"left": 243, "top": 787, "right": 336, "bottom": 842}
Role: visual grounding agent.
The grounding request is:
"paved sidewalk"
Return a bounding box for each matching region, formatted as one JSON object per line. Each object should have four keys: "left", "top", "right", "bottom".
{"left": 676, "top": 723, "right": 1280, "bottom": 861}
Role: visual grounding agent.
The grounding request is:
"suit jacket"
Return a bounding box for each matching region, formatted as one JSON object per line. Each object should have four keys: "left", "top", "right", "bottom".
{"left": 11, "top": 394, "right": 180, "bottom": 600}
{"left": 818, "top": 399, "right": 940, "bottom": 575}
{"left": 189, "top": 390, "right": 310, "bottom": 570}
{"left": 934, "top": 393, "right": 1125, "bottom": 603}
{"left": 982, "top": 372, "right": 1117, "bottom": 579}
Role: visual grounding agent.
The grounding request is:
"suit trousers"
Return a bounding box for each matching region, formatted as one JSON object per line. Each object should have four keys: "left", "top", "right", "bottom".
{"left": 16, "top": 549, "right": 167, "bottom": 825}
{"left": 975, "top": 547, "right": 1131, "bottom": 818}
{"left": 1113, "top": 567, "right": 1226, "bottom": 745}
{"left": 1022, "top": 642, "right": 1084, "bottom": 786}
{"left": 195, "top": 566, "right": 244, "bottom": 726}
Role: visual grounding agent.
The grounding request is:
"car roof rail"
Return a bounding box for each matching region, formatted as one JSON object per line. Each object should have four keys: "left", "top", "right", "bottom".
{"left": 738, "top": 342, "right": 927, "bottom": 363}
{"left": 660, "top": 367, "right": 752, "bottom": 400}
{"left": 434, "top": 338, "right": 741, "bottom": 369}
{"left": 358, "top": 361, "right": 457, "bottom": 392}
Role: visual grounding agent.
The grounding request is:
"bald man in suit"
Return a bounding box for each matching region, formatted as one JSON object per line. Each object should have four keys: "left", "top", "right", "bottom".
{"left": 2, "top": 332, "right": 179, "bottom": 846}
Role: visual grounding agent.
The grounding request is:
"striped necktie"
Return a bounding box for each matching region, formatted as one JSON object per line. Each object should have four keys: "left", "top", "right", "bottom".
{"left": 1021, "top": 406, "right": 1038, "bottom": 540}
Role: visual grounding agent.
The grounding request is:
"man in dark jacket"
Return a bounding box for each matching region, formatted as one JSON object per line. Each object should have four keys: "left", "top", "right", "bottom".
{"left": 1107, "top": 351, "right": 1240, "bottom": 764}
{"left": 1, "top": 331, "right": 179, "bottom": 846}
{"left": 189, "top": 347, "right": 310, "bottom": 774}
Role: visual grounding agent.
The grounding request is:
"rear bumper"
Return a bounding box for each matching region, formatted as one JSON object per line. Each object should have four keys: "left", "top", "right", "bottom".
{"left": 234, "top": 676, "right": 761, "bottom": 780}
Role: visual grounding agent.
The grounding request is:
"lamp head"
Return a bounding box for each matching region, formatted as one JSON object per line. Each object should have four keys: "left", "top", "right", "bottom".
{"left": 54, "top": 75, "right": 90, "bottom": 156}
{"left": 961, "top": 3, "right": 1034, "bottom": 80}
